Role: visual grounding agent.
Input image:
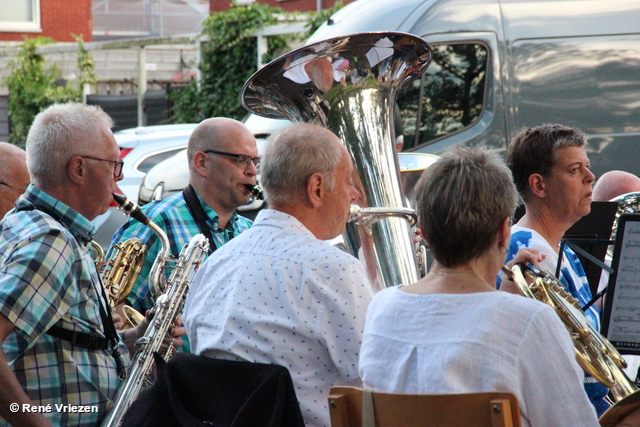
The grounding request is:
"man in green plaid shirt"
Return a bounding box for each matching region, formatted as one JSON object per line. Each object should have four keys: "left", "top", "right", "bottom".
{"left": 0, "top": 103, "right": 146, "bottom": 426}
{"left": 107, "top": 118, "right": 256, "bottom": 322}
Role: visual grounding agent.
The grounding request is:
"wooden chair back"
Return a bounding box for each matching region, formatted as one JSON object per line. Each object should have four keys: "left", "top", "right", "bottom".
{"left": 328, "top": 386, "right": 521, "bottom": 427}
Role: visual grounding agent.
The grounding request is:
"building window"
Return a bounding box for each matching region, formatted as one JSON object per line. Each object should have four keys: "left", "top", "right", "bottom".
{"left": 0, "top": 0, "right": 41, "bottom": 32}
{"left": 397, "top": 43, "right": 488, "bottom": 150}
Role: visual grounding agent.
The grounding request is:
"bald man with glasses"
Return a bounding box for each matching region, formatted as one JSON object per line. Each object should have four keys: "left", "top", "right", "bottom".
{"left": 107, "top": 118, "right": 258, "bottom": 339}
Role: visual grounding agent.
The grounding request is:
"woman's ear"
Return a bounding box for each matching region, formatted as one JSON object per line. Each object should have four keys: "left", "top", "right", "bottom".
{"left": 498, "top": 216, "right": 511, "bottom": 251}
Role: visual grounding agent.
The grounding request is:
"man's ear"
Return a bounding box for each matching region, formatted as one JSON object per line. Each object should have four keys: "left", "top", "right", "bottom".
{"left": 306, "top": 172, "right": 325, "bottom": 208}
{"left": 67, "top": 156, "right": 85, "bottom": 185}
{"left": 192, "top": 151, "right": 208, "bottom": 178}
{"left": 528, "top": 173, "right": 546, "bottom": 198}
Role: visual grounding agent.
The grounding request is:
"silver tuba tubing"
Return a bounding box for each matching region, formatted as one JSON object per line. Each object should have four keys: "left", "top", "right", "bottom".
{"left": 242, "top": 32, "right": 432, "bottom": 290}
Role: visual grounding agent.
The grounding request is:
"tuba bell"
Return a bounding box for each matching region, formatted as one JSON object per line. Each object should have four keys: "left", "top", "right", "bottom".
{"left": 242, "top": 32, "right": 432, "bottom": 291}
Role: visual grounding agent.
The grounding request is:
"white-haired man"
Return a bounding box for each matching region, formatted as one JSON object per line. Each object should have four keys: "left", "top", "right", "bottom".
{"left": 0, "top": 103, "right": 158, "bottom": 426}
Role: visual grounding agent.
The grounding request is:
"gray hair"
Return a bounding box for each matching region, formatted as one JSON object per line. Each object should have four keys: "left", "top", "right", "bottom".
{"left": 416, "top": 147, "right": 517, "bottom": 268}
{"left": 26, "top": 103, "right": 114, "bottom": 188}
{"left": 261, "top": 123, "right": 342, "bottom": 205}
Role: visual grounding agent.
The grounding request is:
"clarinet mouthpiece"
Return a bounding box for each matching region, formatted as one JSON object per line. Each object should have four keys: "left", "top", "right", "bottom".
{"left": 243, "top": 184, "right": 264, "bottom": 200}
{"left": 112, "top": 193, "right": 150, "bottom": 225}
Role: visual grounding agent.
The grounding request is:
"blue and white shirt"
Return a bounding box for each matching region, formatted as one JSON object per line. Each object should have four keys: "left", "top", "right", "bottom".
{"left": 498, "top": 225, "right": 609, "bottom": 416}
{"left": 184, "top": 209, "right": 374, "bottom": 427}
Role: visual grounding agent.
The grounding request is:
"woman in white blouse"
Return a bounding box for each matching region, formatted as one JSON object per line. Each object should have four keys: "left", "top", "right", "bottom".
{"left": 358, "top": 147, "right": 635, "bottom": 426}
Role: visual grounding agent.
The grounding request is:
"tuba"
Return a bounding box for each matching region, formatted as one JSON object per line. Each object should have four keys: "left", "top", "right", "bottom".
{"left": 242, "top": 32, "right": 432, "bottom": 291}
{"left": 502, "top": 264, "right": 637, "bottom": 405}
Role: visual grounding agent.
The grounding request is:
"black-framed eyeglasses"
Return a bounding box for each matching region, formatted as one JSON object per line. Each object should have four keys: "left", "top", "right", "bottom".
{"left": 80, "top": 155, "right": 124, "bottom": 178}
{"left": 0, "top": 181, "right": 28, "bottom": 194}
{"left": 204, "top": 150, "right": 260, "bottom": 169}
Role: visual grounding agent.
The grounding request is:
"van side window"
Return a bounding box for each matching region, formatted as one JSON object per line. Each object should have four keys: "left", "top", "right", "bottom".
{"left": 397, "top": 43, "right": 488, "bottom": 150}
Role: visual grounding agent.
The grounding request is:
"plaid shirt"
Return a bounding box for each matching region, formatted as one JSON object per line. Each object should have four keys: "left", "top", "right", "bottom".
{"left": 107, "top": 190, "right": 252, "bottom": 314}
{"left": 0, "top": 185, "right": 122, "bottom": 427}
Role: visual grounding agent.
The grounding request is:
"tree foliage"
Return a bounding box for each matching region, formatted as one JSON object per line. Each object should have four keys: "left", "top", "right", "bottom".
{"left": 170, "top": 2, "right": 345, "bottom": 124}
{"left": 170, "top": 3, "right": 292, "bottom": 123}
{"left": 3, "top": 36, "right": 97, "bottom": 146}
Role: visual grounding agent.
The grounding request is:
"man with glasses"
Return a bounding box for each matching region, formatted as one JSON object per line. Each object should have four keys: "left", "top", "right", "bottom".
{"left": 0, "top": 103, "right": 159, "bottom": 426}
{"left": 107, "top": 118, "right": 258, "bottom": 339}
{"left": 0, "top": 142, "right": 30, "bottom": 218}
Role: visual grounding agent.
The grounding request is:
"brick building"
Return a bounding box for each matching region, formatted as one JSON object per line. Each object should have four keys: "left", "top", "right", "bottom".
{"left": 0, "top": 0, "right": 92, "bottom": 42}
{"left": 210, "top": 0, "right": 354, "bottom": 13}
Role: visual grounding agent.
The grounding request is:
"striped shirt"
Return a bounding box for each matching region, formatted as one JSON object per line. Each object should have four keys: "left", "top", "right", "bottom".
{"left": 0, "top": 185, "right": 122, "bottom": 427}
{"left": 107, "top": 190, "right": 252, "bottom": 314}
{"left": 499, "top": 225, "right": 610, "bottom": 417}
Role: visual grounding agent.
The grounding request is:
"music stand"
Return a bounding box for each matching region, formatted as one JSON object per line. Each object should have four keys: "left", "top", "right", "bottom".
{"left": 601, "top": 214, "right": 640, "bottom": 354}
{"left": 514, "top": 201, "right": 618, "bottom": 296}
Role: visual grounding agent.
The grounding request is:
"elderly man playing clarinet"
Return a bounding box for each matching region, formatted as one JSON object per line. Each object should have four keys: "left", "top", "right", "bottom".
{"left": 184, "top": 123, "right": 374, "bottom": 427}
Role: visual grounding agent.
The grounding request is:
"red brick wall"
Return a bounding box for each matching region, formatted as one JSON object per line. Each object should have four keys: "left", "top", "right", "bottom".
{"left": 210, "top": 0, "right": 355, "bottom": 13}
{"left": 0, "top": 0, "right": 92, "bottom": 42}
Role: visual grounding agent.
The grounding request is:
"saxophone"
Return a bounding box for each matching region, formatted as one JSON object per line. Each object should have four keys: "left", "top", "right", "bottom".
{"left": 104, "top": 193, "right": 172, "bottom": 328}
{"left": 101, "top": 195, "right": 210, "bottom": 427}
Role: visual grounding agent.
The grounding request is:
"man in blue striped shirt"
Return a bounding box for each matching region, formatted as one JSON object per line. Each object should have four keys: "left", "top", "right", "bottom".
{"left": 108, "top": 118, "right": 257, "bottom": 324}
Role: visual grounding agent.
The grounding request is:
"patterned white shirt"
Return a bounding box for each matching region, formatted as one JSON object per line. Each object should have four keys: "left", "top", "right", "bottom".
{"left": 360, "top": 287, "right": 600, "bottom": 427}
{"left": 184, "top": 209, "right": 374, "bottom": 427}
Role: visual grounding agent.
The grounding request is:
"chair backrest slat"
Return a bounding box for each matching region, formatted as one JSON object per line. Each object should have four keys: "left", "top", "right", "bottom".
{"left": 328, "top": 386, "right": 521, "bottom": 427}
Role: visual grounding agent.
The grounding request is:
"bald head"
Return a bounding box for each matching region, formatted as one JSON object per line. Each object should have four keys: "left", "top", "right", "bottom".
{"left": 0, "top": 142, "right": 30, "bottom": 217}
{"left": 593, "top": 170, "right": 640, "bottom": 201}
{"left": 187, "top": 118, "right": 255, "bottom": 168}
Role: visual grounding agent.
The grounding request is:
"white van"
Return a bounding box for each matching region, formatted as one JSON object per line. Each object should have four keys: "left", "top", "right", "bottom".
{"left": 308, "top": 0, "right": 640, "bottom": 179}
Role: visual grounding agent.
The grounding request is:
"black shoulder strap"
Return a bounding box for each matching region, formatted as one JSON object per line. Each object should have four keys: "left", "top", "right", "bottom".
{"left": 182, "top": 184, "right": 216, "bottom": 253}
{"left": 16, "top": 203, "right": 126, "bottom": 376}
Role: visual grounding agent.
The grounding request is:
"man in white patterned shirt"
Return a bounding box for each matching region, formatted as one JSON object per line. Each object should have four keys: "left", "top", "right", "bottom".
{"left": 184, "top": 123, "right": 374, "bottom": 427}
